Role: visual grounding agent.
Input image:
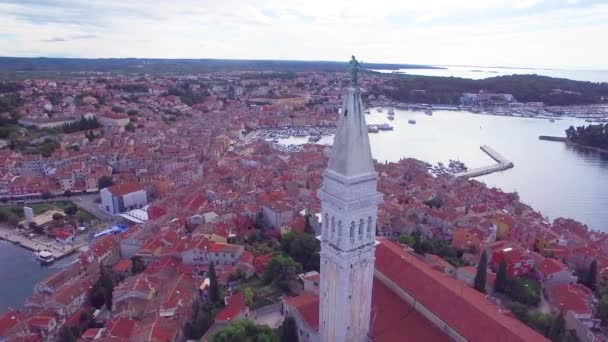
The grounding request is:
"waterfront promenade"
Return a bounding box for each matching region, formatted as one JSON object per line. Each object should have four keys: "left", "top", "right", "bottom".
{"left": 455, "top": 145, "right": 514, "bottom": 178}
{"left": 0, "top": 225, "right": 86, "bottom": 259}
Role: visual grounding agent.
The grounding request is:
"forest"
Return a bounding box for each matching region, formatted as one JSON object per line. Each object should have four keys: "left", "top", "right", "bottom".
{"left": 566, "top": 123, "right": 608, "bottom": 150}
{"left": 375, "top": 74, "right": 608, "bottom": 106}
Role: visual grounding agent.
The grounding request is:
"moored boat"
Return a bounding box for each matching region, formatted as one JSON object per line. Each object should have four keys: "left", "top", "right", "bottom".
{"left": 35, "top": 250, "right": 55, "bottom": 265}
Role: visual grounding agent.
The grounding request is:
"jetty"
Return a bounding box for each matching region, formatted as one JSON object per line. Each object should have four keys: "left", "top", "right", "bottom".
{"left": 455, "top": 145, "right": 514, "bottom": 178}
{"left": 539, "top": 135, "right": 568, "bottom": 142}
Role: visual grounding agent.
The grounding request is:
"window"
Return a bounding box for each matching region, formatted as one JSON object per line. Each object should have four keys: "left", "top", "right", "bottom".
{"left": 338, "top": 221, "right": 343, "bottom": 236}
{"left": 324, "top": 214, "right": 329, "bottom": 235}
{"left": 331, "top": 217, "right": 335, "bottom": 237}
{"left": 350, "top": 221, "right": 355, "bottom": 238}
{"left": 359, "top": 219, "right": 364, "bottom": 237}
{"left": 367, "top": 217, "right": 373, "bottom": 237}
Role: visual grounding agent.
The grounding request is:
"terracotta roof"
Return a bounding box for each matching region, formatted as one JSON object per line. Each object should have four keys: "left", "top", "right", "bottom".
{"left": 285, "top": 293, "right": 319, "bottom": 330}
{"left": 375, "top": 238, "right": 547, "bottom": 342}
{"left": 105, "top": 317, "right": 137, "bottom": 339}
{"left": 113, "top": 259, "right": 133, "bottom": 273}
{"left": 0, "top": 311, "right": 23, "bottom": 336}
{"left": 538, "top": 258, "right": 568, "bottom": 276}
{"left": 106, "top": 182, "right": 144, "bottom": 196}
{"left": 215, "top": 293, "right": 247, "bottom": 322}
{"left": 546, "top": 283, "right": 593, "bottom": 315}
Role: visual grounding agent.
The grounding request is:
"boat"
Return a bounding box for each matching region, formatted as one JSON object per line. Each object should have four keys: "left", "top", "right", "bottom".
{"left": 424, "top": 110, "right": 433, "bottom": 116}
{"left": 388, "top": 108, "right": 395, "bottom": 116}
{"left": 364, "top": 109, "right": 371, "bottom": 114}
{"left": 377, "top": 108, "right": 383, "bottom": 113}
{"left": 377, "top": 123, "right": 394, "bottom": 131}
{"left": 549, "top": 119, "right": 555, "bottom": 122}
{"left": 308, "top": 135, "right": 321, "bottom": 142}
{"left": 387, "top": 116, "right": 394, "bottom": 121}
{"left": 367, "top": 125, "right": 379, "bottom": 133}
{"left": 408, "top": 119, "right": 416, "bottom": 124}
{"left": 35, "top": 250, "right": 55, "bottom": 265}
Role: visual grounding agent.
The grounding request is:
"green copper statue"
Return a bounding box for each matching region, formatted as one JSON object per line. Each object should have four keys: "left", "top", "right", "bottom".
{"left": 349, "top": 55, "right": 361, "bottom": 85}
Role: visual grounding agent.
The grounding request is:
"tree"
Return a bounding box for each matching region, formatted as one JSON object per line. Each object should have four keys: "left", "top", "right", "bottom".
{"left": 58, "top": 326, "right": 76, "bottom": 342}
{"left": 263, "top": 253, "right": 303, "bottom": 291}
{"left": 585, "top": 260, "right": 598, "bottom": 291}
{"left": 398, "top": 234, "right": 415, "bottom": 247}
{"left": 210, "top": 319, "right": 278, "bottom": 342}
{"left": 412, "top": 231, "right": 423, "bottom": 255}
{"left": 98, "top": 175, "right": 114, "bottom": 190}
{"left": 131, "top": 256, "right": 145, "bottom": 273}
{"left": 494, "top": 259, "right": 508, "bottom": 293}
{"left": 599, "top": 295, "right": 608, "bottom": 325}
{"left": 280, "top": 316, "right": 299, "bottom": 342}
{"left": 65, "top": 205, "right": 78, "bottom": 216}
{"left": 52, "top": 212, "right": 65, "bottom": 221}
{"left": 254, "top": 212, "right": 265, "bottom": 230}
{"left": 243, "top": 288, "right": 254, "bottom": 307}
{"left": 280, "top": 231, "right": 321, "bottom": 271}
{"left": 548, "top": 314, "right": 565, "bottom": 341}
{"left": 208, "top": 262, "right": 221, "bottom": 304}
{"left": 474, "top": 251, "right": 488, "bottom": 293}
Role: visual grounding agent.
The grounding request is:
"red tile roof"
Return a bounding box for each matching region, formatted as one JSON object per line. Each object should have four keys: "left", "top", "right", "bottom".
{"left": 0, "top": 311, "right": 23, "bottom": 336}
{"left": 285, "top": 293, "right": 319, "bottom": 330}
{"left": 215, "top": 293, "right": 247, "bottom": 322}
{"left": 375, "top": 238, "right": 547, "bottom": 342}
{"left": 538, "top": 258, "right": 568, "bottom": 277}
{"left": 106, "top": 182, "right": 144, "bottom": 196}
{"left": 546, "top": 283, "right": 593, "bottom": 315}
{"left": 105, "top": 317, "right": 137, "bottom": 339}
{"left": 113, "top": 259, "right": 133, "bottom": 273}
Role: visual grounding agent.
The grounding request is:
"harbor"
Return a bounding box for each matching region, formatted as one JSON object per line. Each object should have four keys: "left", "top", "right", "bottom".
{"left": 455, "top": 145, "right": 514, "bottom": 178}
{"left": 0, "top": 225, "right": 86, "bottom": 260}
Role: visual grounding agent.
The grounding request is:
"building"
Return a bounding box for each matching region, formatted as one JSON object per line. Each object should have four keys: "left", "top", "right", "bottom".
{"left": 491, "top": 246, "right": 535, "bottom": 277}
{"left": 537, "top": 258, "right": 577, "bottom": 287}
{"left": 317, "top": 84, "right": 382, "bottom": 341}
{"left": 100, "top": 182, "right": 147, "bottom": 215}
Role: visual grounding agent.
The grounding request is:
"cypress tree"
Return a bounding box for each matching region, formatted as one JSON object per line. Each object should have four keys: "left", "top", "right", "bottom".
{"left": 208, "top": 263, "right": 220, "bottom": 304}
{"left": 548, "top": 313, "right": 565, "bottom": 341}
{"left": 586, "top": 260, "right": 598, "bottom": 291}
{"left": 494, "top": 259, "right": 508, "bottom": 293}
{"left": 474, "top": 251, "right": 488, "bottom": 293}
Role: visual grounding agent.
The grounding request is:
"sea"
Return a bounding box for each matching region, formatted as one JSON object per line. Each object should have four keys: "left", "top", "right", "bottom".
{"left": 371, "top": 65, "right": 608, "bottom": 83}
{"left": 278, "top": 109, "right": 608, "bottom": 233}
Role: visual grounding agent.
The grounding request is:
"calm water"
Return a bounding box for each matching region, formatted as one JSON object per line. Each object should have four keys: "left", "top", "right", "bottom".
{"left": 279, "top": 109, "right": 608, "bottom": 232}
{"left": 0, "top": 240, "right": 75, "bottom": 312}
{"left": 371, "top": 65, "right": 608, "bottom": 83}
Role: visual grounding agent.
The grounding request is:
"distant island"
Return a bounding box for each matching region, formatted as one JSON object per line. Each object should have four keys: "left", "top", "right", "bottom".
{"left": 372, "top": 74, "right": 608, "bottom": 106}
{"left": 566, "top": 123, "right": 608, "bottom": 151}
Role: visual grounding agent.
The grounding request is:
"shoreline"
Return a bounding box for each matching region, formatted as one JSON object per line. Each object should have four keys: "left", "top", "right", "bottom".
{"left": 538, "top": 136, "right": 608, "bottom": 154}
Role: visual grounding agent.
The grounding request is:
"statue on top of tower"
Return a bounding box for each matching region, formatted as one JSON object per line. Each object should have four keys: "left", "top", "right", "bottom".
{"left": 349, "top": 55, "right": 361, "bottom": 85}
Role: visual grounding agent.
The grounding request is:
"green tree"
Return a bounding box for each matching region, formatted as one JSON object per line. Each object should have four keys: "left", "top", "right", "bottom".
{"left": 210, "top": 319, "right": 278, "bottom": 342}
{"left": 98, "top": 175, "right": 114, "bottom": 190}
{"left": 64, "top": 205, "right": 78, "bottom": 216}
{"left": 254, "top": 212, "right": 265, "bottom": 230}
{"left": 599, "top": 295, "right": 608, "bottom": 325}
{"left": 494, "top": 259, "right": 508, "bottom": 293}
{"left": 548, "top": 313, "right": 565, "bottom": 341}
{"left": 131, "top": 256, "right": 145, "bottom": 273}
{"left": 474, "top": 251, "right": 488, "bottom": 293}
{"left": 208, "top": 262, "right": 221, "bottom": 304}
{"left": 58, "top": 326, "right": 77, "bottom": 342}
{"left": 243, "top": 288, "right": 254, "bottom": 307}
{"left": 585, "top": 260, "right": 598, "bottom": 291}
{"left": 280, "top": 231, "right": 320, "bottom": 271}
{"left": 398, "top": 234, "right": 415, "bottom": 247}
{"left": 263, "top": 253, "right": 303, "bottom": 291}
{"left": 280, "top": 316, "right": 299, "bottom": 342}
{"left": 412, "top": 231, "right": 423, "bottom": 255}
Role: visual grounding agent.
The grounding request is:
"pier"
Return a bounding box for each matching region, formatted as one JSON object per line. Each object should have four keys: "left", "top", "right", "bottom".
{"left": 455, "top": 145, "right": 514, "bottom": 178}
{"left": 539, "top": 135, "right": 568, "bottom": 142}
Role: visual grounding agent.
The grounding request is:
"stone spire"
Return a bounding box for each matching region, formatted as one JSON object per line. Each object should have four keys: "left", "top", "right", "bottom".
{"left": 326, "top": 86, "right": 375, "bottom": 178}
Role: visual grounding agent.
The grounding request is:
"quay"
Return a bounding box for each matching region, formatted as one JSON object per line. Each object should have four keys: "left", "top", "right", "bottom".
{"left": 0, "top": 226, "right": 85, "bottom": 259}
{"left": 455, "top": 145, "right": 514, "bottom": 178}
{"left": 539, "top": 135, "right": 568, "bottom": 142}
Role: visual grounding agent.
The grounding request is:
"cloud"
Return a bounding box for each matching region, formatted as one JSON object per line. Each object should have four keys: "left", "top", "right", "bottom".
{"left": 0, "top": 0, "right": 606, "bottom": 69}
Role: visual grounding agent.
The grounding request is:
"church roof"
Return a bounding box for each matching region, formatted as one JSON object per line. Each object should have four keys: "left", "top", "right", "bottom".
{"left": 326, "top": 87, "right": 375, "bottom": 177}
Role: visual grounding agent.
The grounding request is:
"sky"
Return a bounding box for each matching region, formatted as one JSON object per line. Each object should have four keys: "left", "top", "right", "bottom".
{"left": 0, "top": 0, "right": 607, "bottom": 70}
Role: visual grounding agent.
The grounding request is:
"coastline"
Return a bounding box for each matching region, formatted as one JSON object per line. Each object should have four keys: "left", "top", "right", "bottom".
{"left": 538, "top": 136, "right": 608, "bottom": 154}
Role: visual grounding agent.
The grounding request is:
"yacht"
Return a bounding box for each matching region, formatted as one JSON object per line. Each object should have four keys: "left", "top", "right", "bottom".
{"left": 388, "top": 108, "right": 395, "bottom": 116}
{"left": 377, "top": 108, "right": 383, "bottom": 113}
{"left": 377, "top": 123, "right": 394, "bottom": 131}
{"left": 424, "top": 110, "right": 433, "bottom": 116}
{"left": 35, "top": 250, "right": 55, "bottom": 265}
{"left": 387, "top": 116, "right": 394, "bottom": 121}
{"left": 367, "top": 125, "right": 379, "bottom": 133}
{"left": 408, "top": 119, "right": 416, "bottom": 124}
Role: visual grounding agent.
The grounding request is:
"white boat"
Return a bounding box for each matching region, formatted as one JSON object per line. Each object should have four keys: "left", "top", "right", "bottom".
{"left": 387, "top": 116, "right": 394, "bottom": 121}
{"left": 424, "top": 110, "right": 433, "bottom": 115}
{"left": 377, "top": 108, "right": 383, "bottom": 113}
{"left": 408, "top": 119, "right": 416, "bottom": 124}
{"left": 377, "top": 123, "right": 394, "bottom": 131}
{"left": 388, "top": 108, "right": 395, "bottom": 116}
{"left": 367, "top": 125, "right": 379, "bottom": 133}
{"left": 35, "top": 250, "right": 55, "bottom": 265}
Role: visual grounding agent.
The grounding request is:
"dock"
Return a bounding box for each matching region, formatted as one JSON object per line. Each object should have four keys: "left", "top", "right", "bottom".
{"left": 0, "top": 226, "right": 85, "bottom": 259}
{"left": 455, "top": 145, "right": 514, "bottom": 178}
{"left": 539, "top": 135, "right": 568, "bottom": 142}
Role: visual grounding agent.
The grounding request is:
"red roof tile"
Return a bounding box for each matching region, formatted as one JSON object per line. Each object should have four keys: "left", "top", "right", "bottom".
{"left": 538, "top": 258, "right": 568, "bottom": 276}
{"left": 106, "top": 182, "right": 144, "bottom": 196}
{"left": 215, "top": 293, "right": 247, "bottom": 322}
{"left": 0, "top": 311, "right": 23, "bottom": 336}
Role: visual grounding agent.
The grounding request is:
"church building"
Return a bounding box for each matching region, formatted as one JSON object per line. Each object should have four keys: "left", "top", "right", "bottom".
{"left": 283, "top": 60, "right": 548, "bottom": 342}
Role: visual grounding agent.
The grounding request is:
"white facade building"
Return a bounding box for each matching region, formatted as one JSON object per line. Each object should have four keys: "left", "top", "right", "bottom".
{"left": 100, "top": 182, "right": 148, "bottom": 215}
{"left": 317, "top": 86, "right": 382, "bottom": 342}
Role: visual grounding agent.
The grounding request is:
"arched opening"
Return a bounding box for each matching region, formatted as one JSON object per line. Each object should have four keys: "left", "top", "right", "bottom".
{"left": 331, "top": 217, "right": 335, "bottom": 237}
{"left": 350, "top": 221, "right": 355, "bottom": 238}
{"left": 359, "top": 219, "right": 364, "bottom": 238}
